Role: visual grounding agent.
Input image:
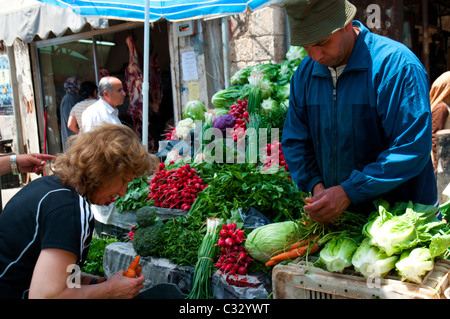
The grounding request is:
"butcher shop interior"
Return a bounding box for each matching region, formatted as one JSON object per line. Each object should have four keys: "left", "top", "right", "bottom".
{"left": 36, "top": 21, "right": 173, "bottom": 154}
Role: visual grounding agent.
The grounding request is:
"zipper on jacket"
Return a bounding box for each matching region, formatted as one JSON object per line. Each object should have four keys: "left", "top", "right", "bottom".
{"left": 333, "top": 85, "right": 338, "bottom": 186}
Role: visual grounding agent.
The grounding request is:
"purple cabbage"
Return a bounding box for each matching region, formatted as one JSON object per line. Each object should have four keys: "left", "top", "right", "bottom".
{"left": 212, "top": 114, "right": 236, "bottom": 137}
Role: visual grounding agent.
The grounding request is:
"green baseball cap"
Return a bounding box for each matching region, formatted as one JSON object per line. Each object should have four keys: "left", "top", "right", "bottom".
{"left": 283, "top": 0, "right": 357, "bottom": 46}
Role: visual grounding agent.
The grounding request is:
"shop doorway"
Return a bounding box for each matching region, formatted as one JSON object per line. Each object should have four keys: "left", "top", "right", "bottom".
{"left": 36, "top": 21, "right": 173, "bottom": 154}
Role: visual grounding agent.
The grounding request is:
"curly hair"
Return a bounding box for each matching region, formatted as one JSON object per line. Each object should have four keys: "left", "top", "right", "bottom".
{"left": 51, "top": 123, "right": 159, "bottom": 201}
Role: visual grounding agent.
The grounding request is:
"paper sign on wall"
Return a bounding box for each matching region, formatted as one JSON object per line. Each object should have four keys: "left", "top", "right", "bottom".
{"left": 188, "top": 81, "right": 199, "bottom": 101}
{"left": 181, "top": 51, "right": 198, "bottom": 81}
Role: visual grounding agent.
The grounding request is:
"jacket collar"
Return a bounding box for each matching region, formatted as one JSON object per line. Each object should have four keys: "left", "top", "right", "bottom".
{"left": 312, "top": 20, "right": 371, "bottom": 78}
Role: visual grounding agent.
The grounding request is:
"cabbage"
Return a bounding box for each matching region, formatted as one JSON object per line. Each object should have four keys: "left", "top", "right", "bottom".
{"left": 204, "top": 108, "right": 229, "bottom": 124}
{"left": 318, "top": 233, "right": 359, "bottom": 273}
{"left": 255, "top": 78, "right": 275, "bottom": 100}
{"left": 351, "top": 238, "right": 398, "bottom": 278}
{"left": 230, "top": 66, "right": 251, "bottom": 85}
{"left": 182, "top": 100, "right": 207, "bottom": 121}
{"left": 260, "top": 97, "right": 279, "bottom": 115}
{"left": 275, "top": 83, "right": 290, "bottom": 101}
{"left": 429, "top": 233, "right": 450, "bottom": 258}
{"left": 244, "top": 221, "right": 300, "bottom": 263}
{"left": 395, "top": 247, "right": 434, "bottom": 284}
{"left": 286, "top": 45, "right": 307, "bottom": 61}
{"left": 277, "top": 60, "right": 300, "bottom": 85}
{"left": 212, "top": 114, "right": 236, "bottom": 137}
{"left": 211, "top": 86, "right": 243, "bottom": 109}
{"left": 241, "top": 71, "right": 275, "bottom": 101}
{"left": 250, "top": 62, "right": 280, "bottom": 82}
{"left": 362, "top": 200, "right": 441, "bottom": 256}
{"left": 213, "top": 107, "right": 230, "bottom": 117}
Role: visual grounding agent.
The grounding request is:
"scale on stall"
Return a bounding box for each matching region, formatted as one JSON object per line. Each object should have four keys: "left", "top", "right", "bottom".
{"left": 176, "top": 20, "right": 196, "bottom": 37}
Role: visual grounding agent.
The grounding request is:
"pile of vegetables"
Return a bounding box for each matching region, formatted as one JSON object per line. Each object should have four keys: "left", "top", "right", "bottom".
{"left": 110, "top": 43, "right": 450, "bottom": 299}
{"left": 314, "top": 200, "right": 450, "bottom": 284}
{"left": 148, "top": 162, "right": 207, "bottom": 211}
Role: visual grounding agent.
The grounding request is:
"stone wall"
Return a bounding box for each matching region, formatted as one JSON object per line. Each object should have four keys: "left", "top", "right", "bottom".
{"left": 228, "top": 4, "right": 288, "bottom": 76}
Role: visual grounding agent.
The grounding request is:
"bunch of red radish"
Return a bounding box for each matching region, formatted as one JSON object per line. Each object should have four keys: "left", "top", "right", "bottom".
{"left": 263, "top": 140, "right": 288, "bottom": 171}
{"left": 163, "top": 126, "right": 179, "bottom": 141}
{"left": 148, "top": 162, "right": 207, "bottom": 211}
{"left": 215, "top": 223, "right": 252, "bottom": 275}
{"left": 228, "top": 100, "right": 249, "bottom": 142}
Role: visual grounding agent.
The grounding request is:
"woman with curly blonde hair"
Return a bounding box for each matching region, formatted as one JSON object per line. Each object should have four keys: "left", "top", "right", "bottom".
{"left": 0, "top": 124, "right": 159, "bottom": 299}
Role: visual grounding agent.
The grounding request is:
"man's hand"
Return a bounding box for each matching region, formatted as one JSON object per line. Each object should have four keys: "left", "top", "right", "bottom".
{"left": 304, "top": 183, "right": 351, "bottom": 224}
{"left": 16, "top": 153, "right": 55, "bottom": 174}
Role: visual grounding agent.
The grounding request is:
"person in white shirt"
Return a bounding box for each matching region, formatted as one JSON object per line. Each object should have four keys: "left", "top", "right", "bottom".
{"left": 81, "top": 76, "right": 126, "bottom": 133}
{"left": 67, "top": 81, "right": 98, "bottom": 133}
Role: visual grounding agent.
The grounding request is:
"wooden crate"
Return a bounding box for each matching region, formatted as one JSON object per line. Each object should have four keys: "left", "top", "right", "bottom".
{"left": 272, "top": 258, "right": 450, "bottom": 299}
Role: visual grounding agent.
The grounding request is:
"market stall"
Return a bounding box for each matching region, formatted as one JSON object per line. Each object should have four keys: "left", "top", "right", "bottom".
{"left": 98, "top": 47, "right": 450, "bottom": 299}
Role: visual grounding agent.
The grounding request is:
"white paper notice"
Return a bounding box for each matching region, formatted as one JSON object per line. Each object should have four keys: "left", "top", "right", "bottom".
{"left": 182, "top": 51, "right": 198, "bottom": 81}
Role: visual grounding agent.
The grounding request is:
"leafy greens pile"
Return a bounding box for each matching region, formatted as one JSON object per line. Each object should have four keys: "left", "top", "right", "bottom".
{"left": 317, "top": 199, "right": 450, "bottom": 283}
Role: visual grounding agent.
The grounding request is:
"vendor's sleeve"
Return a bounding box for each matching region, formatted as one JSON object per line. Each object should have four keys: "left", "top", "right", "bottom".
{"left": 341, "top": 64, "right": 432, "bottom": 204}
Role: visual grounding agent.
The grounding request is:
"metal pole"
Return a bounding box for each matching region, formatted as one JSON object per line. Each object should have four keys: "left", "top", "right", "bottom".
{"left": 142, "top": 0, "right": 150, "bottom": 147}
{"left": 422, "top": 0, "right": 430, "bottom": 77}
{"left": 222, "top": 17, "right": 230, "bottom": 88}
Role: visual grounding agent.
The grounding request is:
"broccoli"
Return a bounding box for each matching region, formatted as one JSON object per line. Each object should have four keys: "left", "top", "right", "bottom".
{"left": 132, "top": 220, "right": 165, "bottom": 257}
{"left": 135, "top": 206, "right": 157, "bottom": 227}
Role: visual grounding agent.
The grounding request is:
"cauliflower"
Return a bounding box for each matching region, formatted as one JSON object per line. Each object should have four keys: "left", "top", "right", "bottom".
{"left": 175, "top": 118, "right": 196, "bottom": 140}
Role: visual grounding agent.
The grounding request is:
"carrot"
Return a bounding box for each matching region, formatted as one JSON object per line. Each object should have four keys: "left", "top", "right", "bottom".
{"left": 265, "top": 260, "right": 276, "bottom": 267}
{"left": 128, "top": 255, "right": 140, "bottom": 269}
{"left": 288, "top": 235, "right": 319, "bottom": 251}
{"left": 123, "top": 255, "right": 141, "bottom": 278}
{"left": 268, "top": 243, "right": 320, "bottom": 265}
{"left": 123, "top": 268, "right": 137, "bottom": 278}
{"left": 136, "top": 265, "right": 142, "bottom": 275}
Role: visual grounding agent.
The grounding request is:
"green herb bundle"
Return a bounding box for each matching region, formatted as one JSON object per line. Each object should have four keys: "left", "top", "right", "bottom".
{"left": 187, "top": 218, "right": 221, "bottom": 299}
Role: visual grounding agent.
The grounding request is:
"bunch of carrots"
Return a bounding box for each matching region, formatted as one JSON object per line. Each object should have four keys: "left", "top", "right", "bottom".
{"left": 123, "top": 255, "right": 142, "bottom": 278}
{"left": 265, "top": 236, "right": 320, "bottom": 267}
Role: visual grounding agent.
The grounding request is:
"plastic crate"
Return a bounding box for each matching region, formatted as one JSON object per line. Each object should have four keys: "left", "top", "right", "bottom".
{"left": 272, "top": 258, "right": 450, "bottom": 299}
{"left": 94, "top": 220, "right": 129, "bottom": 241}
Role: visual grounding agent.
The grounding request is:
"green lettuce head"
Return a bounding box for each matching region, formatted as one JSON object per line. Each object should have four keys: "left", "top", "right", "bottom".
{"left": 395, "top": 247, "right": 434, "bottom": 284}
{"left": 318, "top": 233, "right": 359, "bottom": 273}
{"left": 351, "top": 238, "right": 398, "bottom": 278}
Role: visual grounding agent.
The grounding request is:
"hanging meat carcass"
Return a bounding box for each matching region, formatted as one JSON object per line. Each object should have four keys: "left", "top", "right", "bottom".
{"left": 149, "top": 52, "right": 163, "bottom": 114}
{"left": 125, "top": 35, "right": 144, "bottom": 132}
{"left": 124, "top": 36, "right": 163, "bottom": 152}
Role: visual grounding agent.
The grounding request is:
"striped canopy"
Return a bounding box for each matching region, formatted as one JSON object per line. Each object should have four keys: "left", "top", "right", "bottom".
{"left": 37, "top": 0, "right": 281, "bottom": 22}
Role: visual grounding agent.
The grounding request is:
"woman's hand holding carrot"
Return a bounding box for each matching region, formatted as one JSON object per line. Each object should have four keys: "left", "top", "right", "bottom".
{"left": 105, "top": 270, "right": 145, "bottom": 299}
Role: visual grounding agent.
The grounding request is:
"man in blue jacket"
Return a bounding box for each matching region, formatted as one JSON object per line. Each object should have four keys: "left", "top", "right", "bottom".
{"left": 281, "top": 0, "right": 439, "bottom": 223}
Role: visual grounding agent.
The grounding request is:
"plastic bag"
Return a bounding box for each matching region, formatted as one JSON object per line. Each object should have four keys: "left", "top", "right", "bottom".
{"left": 240, "top": 206, "right": 272, "bottom": 230}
